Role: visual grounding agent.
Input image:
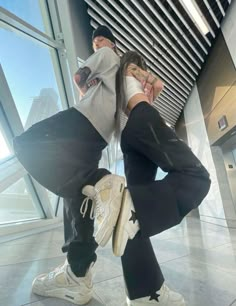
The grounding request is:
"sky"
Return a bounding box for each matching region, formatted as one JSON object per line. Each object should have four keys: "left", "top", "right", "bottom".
{"left": 0, "top": 0, "right": 61, "bottom": 161}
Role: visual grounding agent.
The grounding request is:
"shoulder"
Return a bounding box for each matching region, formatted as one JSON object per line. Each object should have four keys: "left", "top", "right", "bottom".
{"left": 98, "top": 47, "right": 119, "bottom": 60}
{"left": 88, "top": 47, "right": 119, "bottom": 67}
{"left": 82, "top": 47, "right": 119, "bottom": 68}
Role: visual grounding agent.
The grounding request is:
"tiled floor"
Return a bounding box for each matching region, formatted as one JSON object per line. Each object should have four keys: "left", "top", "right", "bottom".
{"left": 1, "top": 217, "right": 236, "bottom": 306}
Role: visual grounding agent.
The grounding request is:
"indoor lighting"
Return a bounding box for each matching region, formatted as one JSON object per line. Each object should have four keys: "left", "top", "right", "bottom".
{"left": 180, "top": 0, "right": 209, "bottom": 35}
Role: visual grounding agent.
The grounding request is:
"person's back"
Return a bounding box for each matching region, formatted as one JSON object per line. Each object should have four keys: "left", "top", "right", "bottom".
{"left": 74, "top": 46, "right": 119, "bottom": 143}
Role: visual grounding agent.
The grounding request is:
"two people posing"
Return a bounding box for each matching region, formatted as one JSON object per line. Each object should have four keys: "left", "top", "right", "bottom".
{"left": 13, "top": 25, "right": 210, "bottom": 306}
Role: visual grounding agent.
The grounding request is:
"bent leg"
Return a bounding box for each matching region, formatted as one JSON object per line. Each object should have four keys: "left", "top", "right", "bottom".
{"left": 121, "top": 102, "right": 211, "bottom": 237}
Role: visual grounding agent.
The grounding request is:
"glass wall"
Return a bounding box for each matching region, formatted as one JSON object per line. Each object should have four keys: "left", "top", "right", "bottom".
{"left": 0, "top": 176, "right": 40, "bottom": 224}
{"left": 0, "top": 0, "right": 52, "bottom": 35}
{"left": 0, "top": 28, "right": 63, "bottom": 128}
{"left": 0, "top": 2, "right": 70, "bottom": 225}
{"left": 0, "top": 127, "right": 12, "bottom": 161}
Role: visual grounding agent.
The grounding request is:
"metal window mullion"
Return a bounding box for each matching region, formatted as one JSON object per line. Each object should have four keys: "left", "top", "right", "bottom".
{"left": 47, "top": 0, "right": 74, "bottom": 109}
{"left": 0, "top": 157, "right": 26, "bottom": 193}
{"left": 50, "top": 48, "right": 70, "bottom": 110}
{"left": 27, "top": 177, "right": 54, "bottom": 219}
{"left": 38, "top": 0, "right": 54, "bottom": 37}
{"left": 0, "top": 66, "right": 53, "bottom": 219}
{"left": 0, "top": 65, "right": 24, "bottom": 137}
{"left": 0, "top": 7, "right": 62, "bottom": 49}
{"left": 0, "top": 107, "right": 14, "bottom": 153}
{"left": 55, "top": 196, "right": 61, "bottom": 217}
{"left": 23, "top": 175, "right": 46, "bottom": 219}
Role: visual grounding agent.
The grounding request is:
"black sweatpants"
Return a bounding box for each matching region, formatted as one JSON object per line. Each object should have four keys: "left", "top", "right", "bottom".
{"left": 120, "top": 102, "right": 211, "bottom": 300}
{"left": 13, "top": 108, "right": 109, "bottom": 276}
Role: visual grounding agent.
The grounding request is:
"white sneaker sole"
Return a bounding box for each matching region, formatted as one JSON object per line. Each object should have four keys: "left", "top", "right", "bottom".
{"left": 95, "top": 176, "right": 125, "bottom": 247}
{"left": 32, "top": 283, "right": 92, "bottom": 305}
{"left": 112, "top": 189, "right": 131, "bottom": 257}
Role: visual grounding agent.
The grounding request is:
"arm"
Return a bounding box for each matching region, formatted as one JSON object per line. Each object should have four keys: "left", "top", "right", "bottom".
{"left": 127, "top": 63, "right": 164, "bottom": 100}
{"left": 73, "top": 67, "right": 91, "bottom": 97}
{"left": 74, "top": 47, "right": 118, "bottom": 97}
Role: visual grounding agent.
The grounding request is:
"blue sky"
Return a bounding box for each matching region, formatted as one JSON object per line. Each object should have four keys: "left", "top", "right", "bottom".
{"left": 0, "top": 0, "right": 60, "bottom": 126}
{"left": 0, "top": 0, "right": 44, "bottom": 33}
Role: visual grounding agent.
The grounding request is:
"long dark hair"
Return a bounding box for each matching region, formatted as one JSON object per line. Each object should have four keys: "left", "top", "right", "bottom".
{"left": 115, "top": 51, "right": 147, "bottom": 139}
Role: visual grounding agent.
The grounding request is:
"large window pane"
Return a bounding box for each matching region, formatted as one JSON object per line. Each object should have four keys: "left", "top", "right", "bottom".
{"left": 0, "top": 177, "right": 42, "bottom": 224}
{"left": 0, "top": 0, "right": 52, "bottom": 36}
{"left": 47, "top": 190, "right": 59, "bottom": 214}
{"left": 0, "top": 125, "right": 12, "bottom": 162}
{"left": 0, "top": 27, "right": 65, "bottom": 128}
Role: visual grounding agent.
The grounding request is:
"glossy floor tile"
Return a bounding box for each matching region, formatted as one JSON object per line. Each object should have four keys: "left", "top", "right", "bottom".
{"left": 0, "top": 217, "right": 236, "bottom": 306}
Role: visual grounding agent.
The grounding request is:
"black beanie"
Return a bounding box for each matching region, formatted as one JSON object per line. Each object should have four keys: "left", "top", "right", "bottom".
{"left": 92, "top": 25, "right": 116, "bottom": 44}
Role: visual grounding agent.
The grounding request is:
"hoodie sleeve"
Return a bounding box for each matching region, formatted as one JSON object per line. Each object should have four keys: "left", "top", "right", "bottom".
{"left": 79, "top": 47, "right": 119, "bottom": 76}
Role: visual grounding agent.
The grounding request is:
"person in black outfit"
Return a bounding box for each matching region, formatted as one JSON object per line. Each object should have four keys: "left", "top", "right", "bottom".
{"left": 112, "top": 51, "right": 211, "bottom": 306}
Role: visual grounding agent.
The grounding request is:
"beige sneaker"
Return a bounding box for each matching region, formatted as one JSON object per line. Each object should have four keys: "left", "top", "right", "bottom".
{"left": 81, "top": 174, "right": 125, "bottom": 247}
{"left": 113, "top": 189, "right": 140, "bottom": 256}
{"left": 126, "top": 284, "right": 186, "bottom": 305}
{"left": 32, "top": 261, "right": 93, "bottom": 305}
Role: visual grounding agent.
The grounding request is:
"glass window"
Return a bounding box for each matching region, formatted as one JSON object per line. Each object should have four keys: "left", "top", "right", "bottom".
{"left": 47, "top": 190, "right": 59, "bottom": 214}
{"left": 0, "top": 177, "right": 42, "bottom": 224}
{"left": 0, "top": 125, "right": 13, "bottom": 162}
{"left": 233, "top": 148, "right": 236, "bottom": 164}
{"left": 0, "top": 27, "right": 65, "bottom": 128}
{"left": 156, "top": 168, "right": 167, "bottom": 180}
{"left": 0, "top": 0, "right": 52, "bottom": 36}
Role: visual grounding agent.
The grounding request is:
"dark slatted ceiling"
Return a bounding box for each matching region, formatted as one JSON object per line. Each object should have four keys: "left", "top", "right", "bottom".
{"left": 85, "top": 0, "right": 230, "bottom": 127}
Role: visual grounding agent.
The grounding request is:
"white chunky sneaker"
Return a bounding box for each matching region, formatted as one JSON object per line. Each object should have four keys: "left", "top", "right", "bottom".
{"left": 126, "top": 284, "right": 186, "bottom": 305}
{"left": 32, "top": 261, "right": 93, "bottom": 305}
{"left": 113, "top": 189, "right": 140, "bottom": 256}
{"left": 81, "top": 174, "right": 125, "bottom": 247}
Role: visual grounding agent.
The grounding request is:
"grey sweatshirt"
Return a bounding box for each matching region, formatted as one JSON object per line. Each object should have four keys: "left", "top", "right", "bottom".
{"left": 74, "top": 47, "right": 120, "bottom": 143}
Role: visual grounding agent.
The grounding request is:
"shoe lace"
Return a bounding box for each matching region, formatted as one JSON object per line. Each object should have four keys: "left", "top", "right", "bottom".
{"left": 80, "top": 196, "right": 96, "bottom": 219}
{"left": 47, "top": 263, "right": 65, "bottom": 280}
{"left": 80, "top": 182, "right": 111, "bottom": 219}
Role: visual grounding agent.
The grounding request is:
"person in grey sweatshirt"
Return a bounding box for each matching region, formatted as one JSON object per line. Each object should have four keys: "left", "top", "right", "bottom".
{"left": 13, "top": 25, "right": 125, "bottom": 305}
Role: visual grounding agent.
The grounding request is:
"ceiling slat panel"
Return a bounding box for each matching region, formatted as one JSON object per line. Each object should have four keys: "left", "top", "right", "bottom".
{"left": 85, "top": 0, "right": 230, "bottom": 126}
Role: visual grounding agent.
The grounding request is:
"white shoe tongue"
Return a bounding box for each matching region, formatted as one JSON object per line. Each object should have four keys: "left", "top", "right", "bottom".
{"left": 82, "top": 185, "right": 96, "bottom": 197}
